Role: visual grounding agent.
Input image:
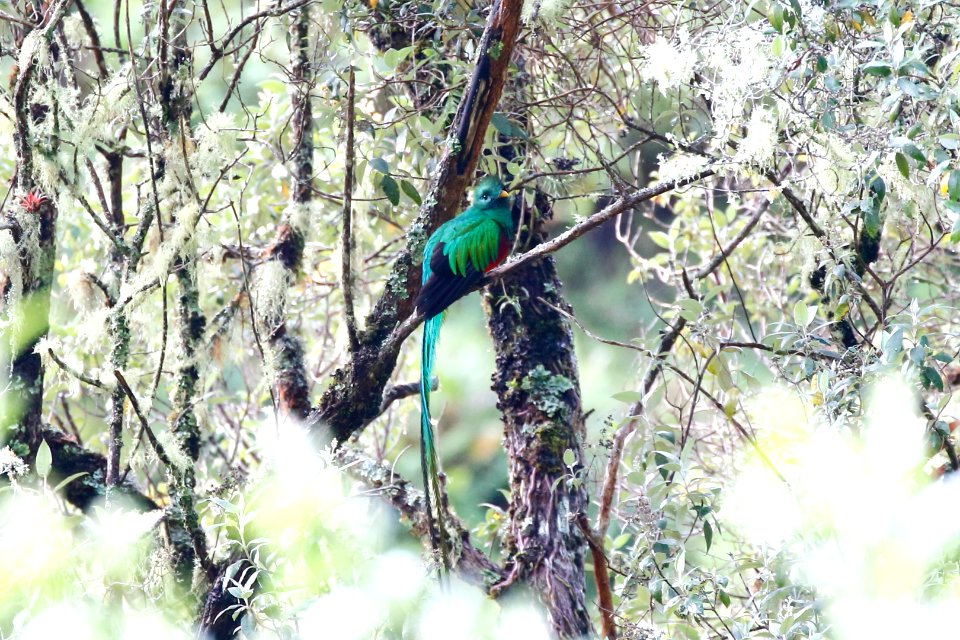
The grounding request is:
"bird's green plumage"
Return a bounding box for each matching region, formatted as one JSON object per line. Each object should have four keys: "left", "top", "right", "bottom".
{"left": 417, "top": 176, "right": 514, "bottom": 579}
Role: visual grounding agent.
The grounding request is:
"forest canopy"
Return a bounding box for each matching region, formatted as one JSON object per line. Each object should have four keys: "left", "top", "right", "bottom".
{"left": 1, "top": 0, "right": 960, "bottom": 638}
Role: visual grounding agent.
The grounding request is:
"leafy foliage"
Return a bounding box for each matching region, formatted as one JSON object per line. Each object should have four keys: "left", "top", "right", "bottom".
{"left": 2, "top": 0, "right": 960, "bottom": 638}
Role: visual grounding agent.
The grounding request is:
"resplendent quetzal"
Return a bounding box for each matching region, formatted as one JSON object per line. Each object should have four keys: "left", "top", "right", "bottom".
{"left": 415, "top": 175, "right": 515, "bottom": 576}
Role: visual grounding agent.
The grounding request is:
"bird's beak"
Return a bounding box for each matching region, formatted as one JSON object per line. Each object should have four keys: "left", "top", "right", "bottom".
{"left": 499, "top": 190, "right": 510, "bottom": 199}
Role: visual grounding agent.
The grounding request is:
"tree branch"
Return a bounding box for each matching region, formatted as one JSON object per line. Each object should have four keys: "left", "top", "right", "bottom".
{"left": 341, "top": 65, "right": 359, "bottom": 352}
{"left": 382, "top": 167, "right": 719, "bottom": 356}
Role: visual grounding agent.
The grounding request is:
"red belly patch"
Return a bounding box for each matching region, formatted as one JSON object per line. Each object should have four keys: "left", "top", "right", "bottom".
{"left": 484, "top": 235, "right": 511, "bottom": 273}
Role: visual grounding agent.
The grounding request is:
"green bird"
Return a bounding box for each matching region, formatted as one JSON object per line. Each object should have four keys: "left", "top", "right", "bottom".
{"left": 415, "top": 176, "right": 515, "bottom": 577}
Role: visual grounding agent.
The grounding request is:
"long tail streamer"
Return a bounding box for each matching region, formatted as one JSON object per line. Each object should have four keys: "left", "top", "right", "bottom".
{"left": 420, "top": 313, "right": 450, "bottom": 580}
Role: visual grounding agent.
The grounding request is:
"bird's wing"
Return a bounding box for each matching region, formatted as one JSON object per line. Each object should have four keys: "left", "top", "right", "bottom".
{"left": 416, "top": 215, "right": 506, "bottom": 318}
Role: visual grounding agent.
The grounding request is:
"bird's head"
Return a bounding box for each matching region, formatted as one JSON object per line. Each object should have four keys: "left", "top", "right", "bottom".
{"left": 472, "top": 176, "right": 510, "bottom": 209}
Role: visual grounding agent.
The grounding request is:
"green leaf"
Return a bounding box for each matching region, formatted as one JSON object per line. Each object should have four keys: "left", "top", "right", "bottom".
{"left": 862, "top": 60, "right": 892, "bottom": 77}
{"left": 815, "top": 55, "right": 828, "bottom": 73}
{"left": 885, "top": 327, "right": 904, "bottom": 356}
{"left": 902, "top": 143, "right": 926, "bottom": 164}
{"left": 868, "top": 175, "right": 885, "bottom": 203}
{"left": 719, "top": 589, "right": 731, "bottom": 607}
{"left": 793, "top": 300, "right": 809, "bottom": 327}
{"left": 562, "top": 448, "right": 576, "bottom": 467}
{"left": 491, "top": 112, "right": 514, "bottom": 137}
{"left": 923, "top": 366, "right": 944, "bottom": 391}
{"left": 897, "top": 77, "right": 922, "bottom": 98}
{"left": 35, "top": 439, "right": 51, "bottom": 480}
{"left": 770, "top": 4, "right": 784, "bottom": 32}
{"left": 382, "top": 46, "right": 412, "bottom": 69}
{"left": 939, "top": 134, "right": 960, "bottom": 150}
{"left": 863, "top": 207, "right": 882, "bottom": 237}
{"left": 612, "top": 533, "right": 631, "bottom": 549}
{"left": 400, "top": 180, "right": 422, "bottom": 205}
{"left": 652, "top": 540, "right": 673, "bottom": 555}
{"left": 648, "top": 231, "right": 671, "bottom": 249}
{"left": 53, "top": 471, "right": 88, "bottom": 493}
{"left": 909, "top": 345, "right": 925, "bottom": 365}
{"left": 771, "top": 35, "right": 785, "bottom": 57}
{"left": 209, "top": 497, "right": 238, "bottom": 513}
{"left": 703, "top": 519, "right": 713, "bottom": 552}
{"left": 895, "top": 152, "right": 910, "bottom": 178}
{"left": 490, "top": 112, "right": 527, "bottom": 139}
{"left": 383, "top": 48, "right": 400, "bottom": 69}
{"left": 948, "top": 170, "right": 960, "bottom": 202}
{"left": 369, "top": 157, "right": 389, "bottom": 174}
{"left": 951, "top": 217, "right": 960, "bottom": 243}
{"left": 381, "top": 175, "right": 400, "bottom": 206}
{"left": 611, "top": 391, "right": 642, "bottom": 404}
{"left": 677, "top": 298, "right": 704, "bottom": 322}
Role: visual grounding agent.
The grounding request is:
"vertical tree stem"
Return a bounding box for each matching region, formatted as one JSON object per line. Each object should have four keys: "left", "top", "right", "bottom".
{"left": 341, "top": 65, "right": 359, "bottom": 352}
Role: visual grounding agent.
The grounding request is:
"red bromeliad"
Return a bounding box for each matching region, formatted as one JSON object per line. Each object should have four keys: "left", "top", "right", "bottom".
{"left": 19, "top": 190, "right": 47, "bottom": 213}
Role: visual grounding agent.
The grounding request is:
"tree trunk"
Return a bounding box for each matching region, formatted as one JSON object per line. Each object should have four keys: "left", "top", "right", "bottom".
{"left": 484, "top": 193, "right": 593, "bottom": 638}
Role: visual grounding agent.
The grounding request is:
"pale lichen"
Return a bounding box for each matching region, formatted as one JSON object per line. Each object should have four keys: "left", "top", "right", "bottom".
{"left": 641, "top": 32, "right": 698, "bottom": 95}
{"left": 193, "top": 112, "right": 237, "bottom": 176}
{"left": 734, "top": 108, "right": 778, "bottom": 169}
{"left": 156, "top": 429, "right": 191, "bottom": 472}
{"left": 253, "top": 259, "right": 289, "bottom": 331}
{"left": 521, "top": 365, "right": 574, "bottom": 419}
{"left": 657, "top": 153, "right": 709, "bottom": 184}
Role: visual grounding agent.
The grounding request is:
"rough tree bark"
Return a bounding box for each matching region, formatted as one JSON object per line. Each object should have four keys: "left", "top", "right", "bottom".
{"left": 483, "top": 192, "right": 593, "bottom": 638}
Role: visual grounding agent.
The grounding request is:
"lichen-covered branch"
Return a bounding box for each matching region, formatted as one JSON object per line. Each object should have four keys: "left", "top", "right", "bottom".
{"left": 5, "top": 2, "right": 68, "bottom": 451}
{"left": 340, "top": 64, "right": 359, "bottom": 353}
{"left": 253, "top": 4, "right": 314, "bottom": 421}
{"left": 158, "top": 0, "right": 212, "bottom": 589}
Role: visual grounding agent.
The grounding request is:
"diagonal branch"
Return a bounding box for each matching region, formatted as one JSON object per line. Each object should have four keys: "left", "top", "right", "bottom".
{"left": 766, "top": 170, "right": 885, "bottom": 322}
{"left": 383, "top": 167, "right": 719, "bottom": 354}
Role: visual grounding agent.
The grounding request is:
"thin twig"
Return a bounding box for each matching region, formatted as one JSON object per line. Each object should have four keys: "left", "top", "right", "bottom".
{"left": 113, "top": 371, "right": 174, "bottom": 469}
{"left": 47, "top": 349, "right": 108, "bottom": 389}
{"left": 767, "top": 171, "right": 885, "bottom": 322}
{"left": 231, "top": 204, "right": 279, "bottom": 418}
{"left": 577, "top": 514, "right": 617, "bottom": 640}
{"left": 196, "top": 0, "right": 312, "bottom": 81}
